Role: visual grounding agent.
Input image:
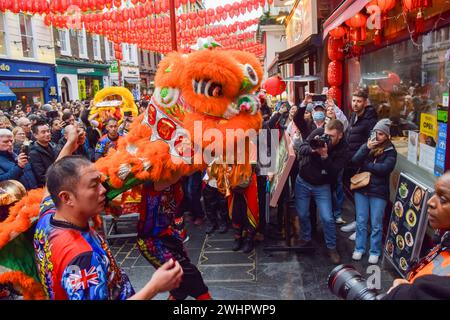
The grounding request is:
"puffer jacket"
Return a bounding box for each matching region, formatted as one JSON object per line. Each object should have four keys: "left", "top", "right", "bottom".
{"left": 0, "top": 150, "right": 38, "bottom": 190}
{"left": 351, "top": 141, "right": 397, "bottom": 200}
{"left": 345, "top": 105, "right": 378, "bottom": 157}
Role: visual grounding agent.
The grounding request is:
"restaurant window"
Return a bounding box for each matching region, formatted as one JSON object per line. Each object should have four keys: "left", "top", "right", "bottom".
{"left": 0, "top": 13, "right": 6, "bottom": 55}
{"left": 19, "top": 14, "right": 34, "bottom": 58}
{"left": 346, "top": 27, "right": 449, "bottom": 177}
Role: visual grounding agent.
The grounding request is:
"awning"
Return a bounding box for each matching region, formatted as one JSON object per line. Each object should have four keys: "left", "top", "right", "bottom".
{"left": 0, "top": 82, "right": 17, "bottom": 101}
{"left": 283, "top": 75, "right": 321, "bottom": 82}
{"left": 277, "top": 34, "right": 322, "bottom": 66}
{"left": 124, "top": 77, "right": 140, "bottom": 85}
{"left": 322, "top": 0, "right": 371, "bottom": 40}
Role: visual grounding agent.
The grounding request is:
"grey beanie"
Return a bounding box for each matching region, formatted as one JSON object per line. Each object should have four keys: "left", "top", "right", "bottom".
{"left": 373, "top": 118, "right": 391, "bottom": 136}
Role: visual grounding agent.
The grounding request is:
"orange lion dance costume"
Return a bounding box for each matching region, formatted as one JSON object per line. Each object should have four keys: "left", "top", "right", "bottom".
{"left": 0, "top": 41, "right": 263, "bottom": 300}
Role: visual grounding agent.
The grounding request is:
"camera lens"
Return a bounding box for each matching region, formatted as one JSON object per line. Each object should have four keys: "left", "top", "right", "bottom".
{"left": 328, "top": 265, "right": 379, "bottom": 300}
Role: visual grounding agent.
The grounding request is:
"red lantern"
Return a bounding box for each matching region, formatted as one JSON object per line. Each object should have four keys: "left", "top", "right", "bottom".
{"left": 328, "top": 37, "right": 344, "bottom": 61}
{"left": 402, "top": 0, "right": 432, "bottom": 11}
{"left": 345, "top": 13, "right": 367, "bottom": 41}
{"left": 367, "top": 0, "right": 395, "bottom": 13}
{"left": 327, "top": 61, "right": 343, "bottom": 87}
{"left": 378, "top": 71, "right": 401, "bottom": 92}
{"left": 261, "top": 76, "right": 286, "bottom": 96}
{"left": 329, "top": 26, "right": 347, "bottom": 39}
{"left": 328, "top": 87, "right": 342, "bottom": 107}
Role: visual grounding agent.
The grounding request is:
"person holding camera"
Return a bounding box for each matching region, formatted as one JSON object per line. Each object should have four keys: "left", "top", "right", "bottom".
{"left": 293, "top": 93, "right": 327, "bottom": 140}
{"left": 351, "top": 119, "right": 397, "bottom": 264}
{"left": 295, "top": 119, "right": 349, "bottom": 264}
{"left": 0, "top": 128, "right": 37, "bottom": 190}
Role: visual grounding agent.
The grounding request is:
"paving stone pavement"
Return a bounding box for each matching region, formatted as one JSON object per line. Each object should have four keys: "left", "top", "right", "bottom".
{"left": 108, "top": 198, "right": 398, "bottom": 300}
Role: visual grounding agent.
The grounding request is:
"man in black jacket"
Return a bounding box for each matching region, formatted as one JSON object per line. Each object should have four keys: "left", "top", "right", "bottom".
{"left": 345, "top": 90, "right": 378, "bottom": 166}
{"left": 29, "top": 121, "right": 58, "bottom": 187}
{"left": 295, "top": 119, "right": 349, "bottom": 264}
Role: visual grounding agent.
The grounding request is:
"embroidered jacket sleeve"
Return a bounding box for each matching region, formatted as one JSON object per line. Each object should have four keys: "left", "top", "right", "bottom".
{"left": 60, "top": 251, "right": 109, "bottom": 300}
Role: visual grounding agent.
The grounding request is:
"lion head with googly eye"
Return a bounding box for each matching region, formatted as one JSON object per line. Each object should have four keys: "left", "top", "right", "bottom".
{"left": 95, "top": 46, "right": 264, "bottom": 198}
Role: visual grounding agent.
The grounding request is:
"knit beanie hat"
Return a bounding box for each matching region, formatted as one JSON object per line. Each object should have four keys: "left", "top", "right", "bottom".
{"left": 373, "top": 118, "right": 391, "bottom": 136}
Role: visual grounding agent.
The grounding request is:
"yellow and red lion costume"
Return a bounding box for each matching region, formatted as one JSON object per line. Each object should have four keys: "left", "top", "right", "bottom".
{"left": 0, "top": 45, "right": 263, "bottom": 299}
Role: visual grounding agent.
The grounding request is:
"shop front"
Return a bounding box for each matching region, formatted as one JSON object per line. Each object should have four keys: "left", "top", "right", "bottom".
{"left": 110, "top": 63, "right": 140, "bottom": 101}
{"left": 0, "top": 59, "right": 58, "bottom": 106}
{"left": 277, "top": 0, "right": 323, "bottom": 105}
{"left": 56, "top": 59, "right": 110, "bottom": 102}
{"left": 122, "top": 65, "right": 140, "bottom": 101}
{"left": 324, "top": 0, "right": 450, "bottom": 268}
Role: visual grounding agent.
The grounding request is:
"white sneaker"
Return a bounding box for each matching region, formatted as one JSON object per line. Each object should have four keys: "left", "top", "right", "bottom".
{"left": 368, "top": 255, "right": 379, "bottom": 264}
{"left": 352, "top": 251, "right": 363, "bottom": 261}
{"left": 341, "top": 221, "right": 356, "bottom": 233}
{"left": 335, "top": 217, "right": 346, "bottom": 225}
{"left": 348, "top": 232, "right": 356, "bottom": 241}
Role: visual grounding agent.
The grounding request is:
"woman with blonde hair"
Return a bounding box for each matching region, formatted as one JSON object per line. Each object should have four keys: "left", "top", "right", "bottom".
{"left": 12, "top": 126, "right": 28, "bottom": 155}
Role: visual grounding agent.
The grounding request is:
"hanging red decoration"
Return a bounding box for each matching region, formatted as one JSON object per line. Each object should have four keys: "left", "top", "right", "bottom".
{"left": 377, "top": 71, "right": 401, "bottom": 92}
{"left": 328, "top": 37, "right": 344, "bottom": 61}
{"left": 402, "top": 0, "right": 432, "bottom": 11}
{"left": 329, "top": 26, "right": 347, "bottom": 39}
{"left": 327, "top": 61, "right": 343, "bottom": 87}
{"left": 345, "top": 13, "right": 367, "bottom": 42}
{"left": 328, "top": 86, "right": 342, "bottom": 107}
{"left": 261, "top": 76, "right": 286, "bottom": 96}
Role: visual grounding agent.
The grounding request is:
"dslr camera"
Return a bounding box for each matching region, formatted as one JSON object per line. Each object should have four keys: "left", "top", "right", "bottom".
{"left": 309, "top": 134, "right": 330, "bottom": 149}
{"left": 328, "top": 265, "right": 386, "bottom": 300}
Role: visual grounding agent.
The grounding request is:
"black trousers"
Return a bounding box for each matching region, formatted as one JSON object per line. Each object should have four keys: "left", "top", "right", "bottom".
{"left": 203, "top": 184, "right": 229, "bottom": 227}
{"left": 137, "top": 235, "right": 209, "bottom": 300}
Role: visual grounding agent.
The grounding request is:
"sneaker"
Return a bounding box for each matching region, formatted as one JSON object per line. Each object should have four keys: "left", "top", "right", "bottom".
{"left": 352, "top": 251, "right": 363, "bottom": 261}
{"left": 335, "top": 217, "right": 346, "bottom": 225}
{"left": 327, "top": 248, "right": 341, "bottom": 265}
{"left": 205, "top": 224, "right": 218, "bottom": 234}
{"left": 341, "top": 221, "right": 356, "bottom": 232}
{"left": 368, "top": 255, "right": 379, "bottom": 264}
{"left": 348, "top": 232, "right": 356, "bottom": 241}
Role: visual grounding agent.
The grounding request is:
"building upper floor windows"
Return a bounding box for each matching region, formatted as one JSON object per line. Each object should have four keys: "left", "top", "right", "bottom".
{"left": 59, "top": 29, "right": 71, "bottom": 56}
{"left": 0, "top": 13, "right": 6, "bottom": 56}
{"left": 78, "top": 27, "right": 88, "bottom": 59}
{"left": 19, "top": 13, "right": 34, "bottom": 58}
{"left": 93, "top": 34, "right": 101, "bottom": 60}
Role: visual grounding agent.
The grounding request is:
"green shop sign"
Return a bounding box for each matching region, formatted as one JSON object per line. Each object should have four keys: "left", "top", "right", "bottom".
{"left": 110, "top": 61, "right": 118, "bottom": 73}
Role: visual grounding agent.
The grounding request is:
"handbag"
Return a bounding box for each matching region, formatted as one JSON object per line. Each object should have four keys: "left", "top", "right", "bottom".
{"left": 350, "top": 158, "right": 376, "bottom": 190}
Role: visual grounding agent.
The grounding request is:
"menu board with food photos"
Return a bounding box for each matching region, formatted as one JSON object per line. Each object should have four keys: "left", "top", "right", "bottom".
{"left": 383, "top": 173, "right": 434, "bottom": 278}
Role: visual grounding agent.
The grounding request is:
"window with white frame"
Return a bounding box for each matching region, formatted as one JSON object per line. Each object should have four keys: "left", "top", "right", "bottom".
{"left": 19, "top": 13, "right": 34, "bottom": 58}
{"left": 128, "top": 44, "right": 133, "bottom": 62}
{"left": 77, "top": 27, "right": 87, "bottom": 58}
{"left": 93, "top": 35, "right": 101, "bottom": 60}
{"left": 58, "top": 29, "right": 71, "bottom": 56}
{"left": 105, "top": 39, "right": 114, "bottom": 61}
{"left": 0, "top": 13, "right": 6, "bottom": 56}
